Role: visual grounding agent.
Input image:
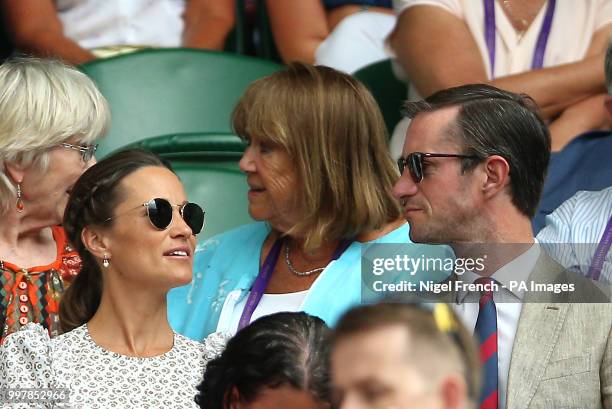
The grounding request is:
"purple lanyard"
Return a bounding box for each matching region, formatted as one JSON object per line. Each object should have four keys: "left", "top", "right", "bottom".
{"left": 586, "top": 214, "right": 612, "bottom": 281}
{"left": 237, "top": 237, "right": 353, "bottom": 330}
{"left": 484, "top": 0, "right": 556, "bottom": 78}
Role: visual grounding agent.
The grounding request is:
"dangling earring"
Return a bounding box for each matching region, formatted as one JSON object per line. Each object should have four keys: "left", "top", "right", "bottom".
{"left": 102, "top": 253, "right": 110, "bottom": 268}
{"left": 15, "top": 182, "right": 24, "bottom": 213}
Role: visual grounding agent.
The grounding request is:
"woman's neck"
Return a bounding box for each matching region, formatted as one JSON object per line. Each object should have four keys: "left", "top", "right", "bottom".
{"left": 87, "top": 280, "right": 173, "bottom": 358}
{"left": 0, "top": 210, "right": 56, "bottom": 267}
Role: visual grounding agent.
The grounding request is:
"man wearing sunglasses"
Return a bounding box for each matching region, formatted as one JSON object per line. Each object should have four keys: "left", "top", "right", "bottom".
{"left": 393, "top": 84, "right": 611, "bottom": 409}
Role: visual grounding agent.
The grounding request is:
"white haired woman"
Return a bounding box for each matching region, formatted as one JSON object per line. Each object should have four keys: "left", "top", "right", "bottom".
{"left": 0, "top": 57, "right": 110, "bottom": 343}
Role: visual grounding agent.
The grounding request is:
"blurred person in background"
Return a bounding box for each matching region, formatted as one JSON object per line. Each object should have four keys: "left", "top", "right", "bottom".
{"left": 267, "top": 0, "right": 395, "bottom": 73}
{"left": 387, "top": 0, "right": 612, "bottom": 156}
{"left": 0, "top": 149, "right": 223, "bottom": 408}
{"left": 196, "top": 311, "right": 332, "bottom": 409}
{"left": 0, "top": 56, "right": 109, "bottom": 343}
{"left": 332, "top": 303, "right": 481, "bottom": 409}
{"left": 537, "top": 43, "right": 612, "bottom": 284}
{"left": 2, "top": 0, "right": 235, "bottom": 65}
{"left": 168, "top": 63, "right": 444, "bottom": 341}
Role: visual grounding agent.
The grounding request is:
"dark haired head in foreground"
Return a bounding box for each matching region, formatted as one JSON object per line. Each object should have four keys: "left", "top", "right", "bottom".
{"left": 196, "top": 312, "right": 332, "bottom": 409}
{"left": 331, "top": 303, "right": 481, "bottom": 409}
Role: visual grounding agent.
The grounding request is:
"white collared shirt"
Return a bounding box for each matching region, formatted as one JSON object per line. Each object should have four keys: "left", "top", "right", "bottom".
{"left": 56, "top": 0, "right": 186, "bottom": 49}
{"left": 537, "top": 187, "right": 612, "bottom": 283}
{"left": 453, "top": 241, "right": 540, "bottom": 409}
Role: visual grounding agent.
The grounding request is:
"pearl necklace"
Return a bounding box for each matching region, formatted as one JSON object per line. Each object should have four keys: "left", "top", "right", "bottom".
{"left": 284, "top": 241, "right": 327, "bottom": 277}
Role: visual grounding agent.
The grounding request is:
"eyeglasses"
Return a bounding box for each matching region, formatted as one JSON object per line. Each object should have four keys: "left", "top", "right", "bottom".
{"left": 397, "top": 152, "right": 480, "bottom": 183}
{"left": 59, "top": 142, "right": 98, "bottom": 163}
{"left": 105, "top": 198, "right": 205, "bottom": 234}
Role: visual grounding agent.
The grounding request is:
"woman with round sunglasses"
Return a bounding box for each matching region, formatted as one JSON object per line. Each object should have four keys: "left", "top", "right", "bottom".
{"left": 0, "top": 56, "right": 109, "bottom": 343}
{"left": 168, "top": 63, "right": 450, "bottom": 341}
{"left": 0, "top": 149, "right": 226, "bottom": 408}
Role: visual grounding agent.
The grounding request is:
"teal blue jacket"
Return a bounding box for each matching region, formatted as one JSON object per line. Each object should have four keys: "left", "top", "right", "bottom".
{"left": 168, "top": 222, "right": 448, "bottom": 340}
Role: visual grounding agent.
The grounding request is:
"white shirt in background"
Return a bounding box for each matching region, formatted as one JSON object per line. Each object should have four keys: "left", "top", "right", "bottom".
{"left": 56, "top": 0, "right": 186, "bottom": 49}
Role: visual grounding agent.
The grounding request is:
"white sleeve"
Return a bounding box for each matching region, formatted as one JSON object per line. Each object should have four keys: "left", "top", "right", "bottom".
{"left": 0, "top": 324, "right": 52, "bottom": 409}
{"left": 201, "top": 331, "right": 230, "bottom": 362}
{"left": 393, "top": 0, "right": 462, "bottom": 18}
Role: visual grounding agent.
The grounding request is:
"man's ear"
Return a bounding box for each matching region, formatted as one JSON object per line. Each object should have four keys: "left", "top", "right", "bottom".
{"left": 4, "top": 161, "right": 26, "bottom": 185}
{"left": 439, "top": 374, "right": 468, "bottom": 409}
{"left": 81, "top": 226, "right": 111, "bottom": 260}
{"left": 481, "top": 155, "right": 510, "bottom": 198}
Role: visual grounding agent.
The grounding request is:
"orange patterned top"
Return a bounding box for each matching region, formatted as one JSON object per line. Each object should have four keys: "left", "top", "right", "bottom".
{"left": 0, "top": 226, "right": 81, "bottom": 344}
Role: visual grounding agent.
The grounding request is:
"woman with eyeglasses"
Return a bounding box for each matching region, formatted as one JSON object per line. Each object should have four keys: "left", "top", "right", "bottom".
{"left": 0, "top": 56, "right": 109, "bottom": 343}
{"left": 169, "top": 63, "right": 450, "bottom": 341}
{"left": 0, "top": 149, "right": 225, "bottom": 408}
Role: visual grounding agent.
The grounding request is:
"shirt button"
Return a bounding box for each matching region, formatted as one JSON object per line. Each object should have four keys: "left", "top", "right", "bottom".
{"left": 18, "top": 317, "right": 28, "bottom": 325}
{"left": 18, "top": 282, "right": 27, "bottom": 290}
{"left": 19, "top": 305, "right": 28, "bottom": 314}
{"left": 19, "top": 295, "right": 28, "bottom": 303}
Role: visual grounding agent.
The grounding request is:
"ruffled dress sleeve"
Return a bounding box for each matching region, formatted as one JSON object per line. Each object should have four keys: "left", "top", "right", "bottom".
{"left": 201, "top": 331, "right": 230, "bottom": 362}
{"left": 0, "top": 323, "right": 53, "bottom": 408}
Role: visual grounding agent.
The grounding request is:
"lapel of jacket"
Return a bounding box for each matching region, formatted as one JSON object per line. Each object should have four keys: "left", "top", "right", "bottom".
{"left": 505, "top": 253, "right": 570, "bottom": 409}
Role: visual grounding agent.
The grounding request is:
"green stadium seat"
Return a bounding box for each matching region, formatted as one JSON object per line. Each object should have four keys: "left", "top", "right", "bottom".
{"left": 170, "top": 161, "right": 252, "bottom": 241}
{"left": 121, "top": 131, "right": 245, "bottom": 170}
{"left": 353, "top": 59, "right": 408, "bottom": 138}
{"left": 80, "top": 48, "right": 283, "bottom": 157}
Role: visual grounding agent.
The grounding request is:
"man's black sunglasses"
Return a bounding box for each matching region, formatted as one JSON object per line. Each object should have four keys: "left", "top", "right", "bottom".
{"left": 397, "top": 152, "right": 480, "bottom": 183}
{"left": 105, "top": 198, "right": 205, "bottom": 234}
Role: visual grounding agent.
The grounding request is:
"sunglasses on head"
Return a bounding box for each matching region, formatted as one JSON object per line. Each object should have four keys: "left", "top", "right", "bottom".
{"left": 105, "top": 198, "right": 205, "bottom": 234}
{"left": 397, "top": 152, "right": 480, "bottom": 183}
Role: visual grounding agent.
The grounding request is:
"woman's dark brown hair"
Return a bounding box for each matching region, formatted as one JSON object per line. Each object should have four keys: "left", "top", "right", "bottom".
{"left": 59, "top": 148, "right": 170, "bottom": 333}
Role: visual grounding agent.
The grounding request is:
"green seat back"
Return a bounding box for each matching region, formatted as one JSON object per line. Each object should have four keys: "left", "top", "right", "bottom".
{"left": 171, "top": 161, "right": 252, "bottom": 241}
{"left": 353, "top": 59, "right": 408, "bottom": 137}
{"left": 117, "top": 132, "right": 245, "bottom": 170}
{"left": 80, "top": 48, "right": 283, "bottom": 157}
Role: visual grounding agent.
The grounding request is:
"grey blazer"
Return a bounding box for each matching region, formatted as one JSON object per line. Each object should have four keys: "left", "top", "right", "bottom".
{"left": 505, "top": 253, "right": 612, "bottom": 409}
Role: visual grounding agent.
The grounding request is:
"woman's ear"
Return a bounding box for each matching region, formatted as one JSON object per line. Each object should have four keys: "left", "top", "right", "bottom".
{"left": 227, "top": 387, "right": 242, "bottom": 409}
{"left": 4, "top": 162, "right": 25, "bottom": 185}
{"left": 81, "top": 226, "right": 111, "bottom": 260}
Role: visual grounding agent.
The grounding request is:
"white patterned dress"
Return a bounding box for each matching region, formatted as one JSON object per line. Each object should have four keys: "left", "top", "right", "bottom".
{"left": 0, "top": 323, "right": 227, "bottom": 408}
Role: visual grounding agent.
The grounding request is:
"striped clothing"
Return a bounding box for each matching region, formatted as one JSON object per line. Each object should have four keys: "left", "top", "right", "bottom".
{"left": 537, "top": 187, "right": 612, "bottom": 284}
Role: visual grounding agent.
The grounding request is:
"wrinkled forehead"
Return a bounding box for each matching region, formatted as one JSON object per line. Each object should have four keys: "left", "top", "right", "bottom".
{"left": 404, "top": 107, "right": 462, "bottom": 154}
